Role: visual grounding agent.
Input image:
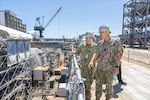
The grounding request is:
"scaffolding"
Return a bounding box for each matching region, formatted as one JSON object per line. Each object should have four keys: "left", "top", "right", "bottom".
{"left": 0, "top": 39, "right": 32, "bottom": 100}
{"left": 0, "top": 28, "right": 32, "bottom": 100}
{"left": 122, "top": 0, "right": 150, "bottom": 48}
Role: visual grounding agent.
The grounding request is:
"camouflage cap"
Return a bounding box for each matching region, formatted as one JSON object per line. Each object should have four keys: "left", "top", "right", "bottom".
{"left": 85, "top": 31, "right": 93, "bottom": 38}
{"left": 99, "top": 25, "right": 111, "bottom": 33}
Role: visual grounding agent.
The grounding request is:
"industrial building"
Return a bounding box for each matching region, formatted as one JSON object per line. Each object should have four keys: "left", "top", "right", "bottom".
{"left": 121, "top": 0, "right": 150, "bottom": 48}
{"left": 0, "top": 10, "right": 26, "bottom": 32}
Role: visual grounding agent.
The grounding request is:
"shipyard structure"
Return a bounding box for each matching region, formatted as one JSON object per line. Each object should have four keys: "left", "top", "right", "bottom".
{"left": 121, "top": 0, "right": 150, "bottom": 48}
{"left": 0, "top": 25, "right": 74, "bottom": 100}
{"left": 0, "top": 9, "right": 83, "bottom": 100}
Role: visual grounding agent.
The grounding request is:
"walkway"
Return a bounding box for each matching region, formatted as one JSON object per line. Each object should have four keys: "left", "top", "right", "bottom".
{"left": 49, "top": 57, "right": 150, "bottom": 100}
{"left": 91, "top": 60, "right": 150, "bottom": 100}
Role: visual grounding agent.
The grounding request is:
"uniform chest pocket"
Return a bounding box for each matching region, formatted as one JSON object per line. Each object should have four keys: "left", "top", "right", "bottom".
{"left": 107, "top": 46, "right": 115, "bottom": 58}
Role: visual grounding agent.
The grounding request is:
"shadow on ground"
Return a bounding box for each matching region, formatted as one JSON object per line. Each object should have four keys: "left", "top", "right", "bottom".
{"left": 112, "top": 84, "right": 123, "bottom": 98}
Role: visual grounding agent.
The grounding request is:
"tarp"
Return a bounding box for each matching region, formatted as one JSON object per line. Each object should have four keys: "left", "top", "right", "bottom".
{"left": 0, "top": 25, "right": 33, "bottom": 39}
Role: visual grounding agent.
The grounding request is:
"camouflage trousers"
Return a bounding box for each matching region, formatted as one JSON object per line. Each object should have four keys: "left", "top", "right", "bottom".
{"left": 95, "top": 69, "right": 113, "bottom": 99}
{"left": 80, "top": 64, "right": 95, "bottom": 91}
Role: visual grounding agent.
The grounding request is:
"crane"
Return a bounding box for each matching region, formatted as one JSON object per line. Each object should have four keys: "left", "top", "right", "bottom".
{"left": 34, "top": 7, "right": 62, "bottom": 38}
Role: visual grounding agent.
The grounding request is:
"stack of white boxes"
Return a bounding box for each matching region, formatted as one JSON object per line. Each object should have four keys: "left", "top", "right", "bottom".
{"left": 56, "top": 67, "right": 69, "bottom": 97}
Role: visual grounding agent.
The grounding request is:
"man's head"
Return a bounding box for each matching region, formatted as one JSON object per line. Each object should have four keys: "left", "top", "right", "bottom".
{"left": 85, "top": 31, "right": 93, "bottom": 38}
{"left": 98, "top": 25, "right": 111, "bottom": 40}
{"left": 99, "top": 25, "right": 111, "bottom": 33}
{"left": 85, "top": 31, "right": 93, "bottom": 44}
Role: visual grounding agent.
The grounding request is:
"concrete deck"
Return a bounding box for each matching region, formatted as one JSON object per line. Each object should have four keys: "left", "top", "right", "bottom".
{"left": 91, "top": 59, "right": 150, "bottom": 100}
{"left": 91, "top": 80, "right": 123, "bottom": 100}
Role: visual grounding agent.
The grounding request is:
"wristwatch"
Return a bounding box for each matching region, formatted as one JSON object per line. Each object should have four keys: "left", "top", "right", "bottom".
{"left": 115, "top": 66, "right": 119, "bottom": 68}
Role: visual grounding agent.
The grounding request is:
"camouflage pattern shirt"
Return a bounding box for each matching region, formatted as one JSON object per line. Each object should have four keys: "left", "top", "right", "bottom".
{"left": 95, "top": 38, "right": 123, "bottom": 70}
{"left": 76, "top": 42, "right": 97, "bottom": 65}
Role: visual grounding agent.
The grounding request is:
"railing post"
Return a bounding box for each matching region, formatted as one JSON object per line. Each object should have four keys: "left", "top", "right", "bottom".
{"left": 128, "top": 50, "right": 130, "bottom": 62}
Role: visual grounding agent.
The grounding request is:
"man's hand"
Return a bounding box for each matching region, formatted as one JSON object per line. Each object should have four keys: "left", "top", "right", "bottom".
{"left": 88, "top": 62, "right": 93, "bottom": 69}
{"left": 88, "top": 53, "right": 97, "bottom": 69}
{"left": 113, "top": 68, "right": 119, "bottom": 75}
{"left": 69, "top": 51, "right": 74, "bottom": 56}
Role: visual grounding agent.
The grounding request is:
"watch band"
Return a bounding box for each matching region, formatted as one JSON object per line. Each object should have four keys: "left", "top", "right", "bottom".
{"left": 115, "top": 66, "right": 119, "bottom": 68}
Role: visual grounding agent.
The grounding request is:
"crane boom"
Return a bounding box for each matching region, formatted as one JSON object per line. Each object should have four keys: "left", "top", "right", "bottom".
{"left": 34, "top": 7, "right": 62, "bottom": 38}
{"left": 44, "top": 7, "right": 62, "bottom": 29}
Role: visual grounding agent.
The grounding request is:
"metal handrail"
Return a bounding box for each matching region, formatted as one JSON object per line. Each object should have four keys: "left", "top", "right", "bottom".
{"left": 67, "top": 54, "right": 85, "bottom": 100}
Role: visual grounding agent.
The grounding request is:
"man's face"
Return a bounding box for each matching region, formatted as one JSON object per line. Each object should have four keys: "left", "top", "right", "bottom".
{"left": 100, "top": 31, "right": 106, "bottom": 39}
{"left": 85, "top": 37, "right": 92, "bottom": 44}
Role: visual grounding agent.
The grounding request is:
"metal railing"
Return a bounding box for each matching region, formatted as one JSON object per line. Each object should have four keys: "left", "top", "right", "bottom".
{"left": 67, "top": 54, "right": 85, "bottom": 100}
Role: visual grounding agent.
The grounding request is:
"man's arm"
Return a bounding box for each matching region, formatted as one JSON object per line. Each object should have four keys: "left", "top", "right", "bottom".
{"left": 113, "top": 40, "right": 123, "bottom": 75}
{"left": 115, "top": 53, "right": 122, "bottom": 67}
{"left": 88, "top": 53, "right": 98, "bottom": 69}
{"left": 69, "top": 43, "right": 82, "bottom": 55}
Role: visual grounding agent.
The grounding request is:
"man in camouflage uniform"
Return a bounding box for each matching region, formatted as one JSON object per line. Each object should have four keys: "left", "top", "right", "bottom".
{"left": 89, "top": 25, "right": 123, "bottom": 100}
{"left": 75, "top": 32, "right": 97, "bottom": 100}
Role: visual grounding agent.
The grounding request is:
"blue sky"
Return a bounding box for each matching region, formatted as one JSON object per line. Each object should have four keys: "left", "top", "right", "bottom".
{"left": 0, "top": 0, "right": 128, "bottom": 38}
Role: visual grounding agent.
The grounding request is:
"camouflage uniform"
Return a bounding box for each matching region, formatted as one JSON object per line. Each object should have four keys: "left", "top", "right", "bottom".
{"left": 76, "top": 42, "right": 97, "bottom": 99}
{"left": 95, "top": 38, "right": 123, "bottom": 100}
